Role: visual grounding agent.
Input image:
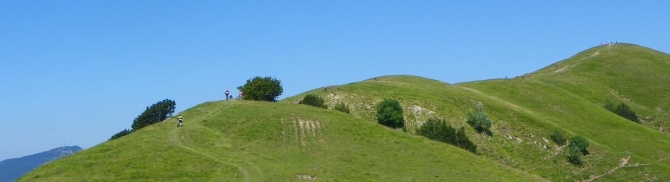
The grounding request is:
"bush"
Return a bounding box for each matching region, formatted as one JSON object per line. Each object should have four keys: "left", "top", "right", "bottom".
{"left": 614, "top": 103, "right": 640, "bottom": 123}
{"left": 418, "top": 117, "right": 457, "bottom": 144}
{"left": 567, "top": 144, "right": 582, "bottom": 165}
{"left": 604, "top": 100, "right": 640, "bottom": 123}
{"left": 334, "top": 102, "right": 350, "bottom": 114}
{"left": 239, "top": 76, "right": 283, "bottom": 102}
{"left": 456, "top": 126, "right": 477, "bottom": 153}
{"left": 109, "top": 129, "right": 131, "bottom": 140}
{"left": 604, "top": 100, "right": 617, "bottom": 112}
{"left": 131, "top": 99, "right": 176, "bottom": 130}
{"left": 570, "top": 135, "right": 590, "bottom": 155}
{"left": 376, "top": 99, "right": 404, "bottom": 129}
{"left": 467, "top": 102, "right": 492, "bottom": 134}
{"left": 418, "top": 118, "right": 477, "bottom": 153}
{"left": 567, "top": 135, "right": 590, "bottom": 165}
{"left": 550, "top": 128, "right": 567, "bottom": 146}
{"left": 299, "top": 94, "right": 327, "bottom": 108}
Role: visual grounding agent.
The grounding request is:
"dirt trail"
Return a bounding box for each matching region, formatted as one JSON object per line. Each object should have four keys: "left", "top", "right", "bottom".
{"left": 582, "top": 156, "right": 637, "bottom": 182}
{"left": 169, "top": 123, "right": 264, "bottom": 181}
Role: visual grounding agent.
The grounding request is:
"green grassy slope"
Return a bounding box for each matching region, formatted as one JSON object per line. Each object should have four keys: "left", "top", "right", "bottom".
{"left": 282, "top": 44, "right": 670, "bottom": 181}
{"left": 20, "top": 101, "right": 541, "bottom": 181}
{"left": 21, "top": 43, "right": 670, "bottom": 181}
{"left": 533, "top": 43, "right": 670, "bottom": 134}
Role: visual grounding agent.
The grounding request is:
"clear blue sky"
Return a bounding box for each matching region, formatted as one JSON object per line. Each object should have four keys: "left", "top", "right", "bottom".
{"left": 1, "top": 1, "right": 669, "bottom": 160}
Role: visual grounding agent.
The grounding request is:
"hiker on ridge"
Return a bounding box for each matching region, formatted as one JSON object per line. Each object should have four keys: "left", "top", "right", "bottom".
{"left": 225, "top": 90, "right": 230, "bottom": 101}
{"left": 178, "top": 115, "right": 183, "bottom": 127}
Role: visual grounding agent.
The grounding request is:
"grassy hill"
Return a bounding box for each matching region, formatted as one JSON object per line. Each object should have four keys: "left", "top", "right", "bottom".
{"left": 281, "top": 44, "right": 670, "bottom": 181}
{"left": 20, "top": 101, "right": 540, "bottom": 181}
{"left": 21, "top": 43, "right": 670, "bottom": 181}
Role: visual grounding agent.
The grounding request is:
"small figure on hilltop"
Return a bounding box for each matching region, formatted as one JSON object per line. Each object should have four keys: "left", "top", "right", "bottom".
{"left": 324, "top": 86, "right": 328, "bottom": 92}
{"left": 239, "top": 91, "right": 244, "bottom": 100}
{"left": 225, "top": 90, "right": 230, "bottom": 101}
{"left": 177, "top": 115, "right": 183, "bottom": 127}
{"left": 374, "top": 77, "right": 377, "bottom": 81}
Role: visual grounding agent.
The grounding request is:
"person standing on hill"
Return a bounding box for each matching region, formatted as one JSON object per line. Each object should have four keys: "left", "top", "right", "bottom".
{"left": 225, "top": 90, "right": 230, "bottom": 101}
{"left": 177, "top": 115, "right": 183, "bottom": 127}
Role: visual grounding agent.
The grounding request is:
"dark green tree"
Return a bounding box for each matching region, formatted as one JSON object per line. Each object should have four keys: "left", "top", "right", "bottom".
{"left": 299, "top": 94, "right": 327, "bottom": 108}
{"left": 109, "top": 129, "right": 132, "bottom": 140}
{"left": 467, "top": 102, "right": 492, "bottom": 134}
{"left": 239, "top": 76, "right": 283, "bottom": 102}
{"left": 131, "top": 99, "right": 176, "bottom": 130}
{"left": 376, "top": 99, "right": 404, "bottom": 129}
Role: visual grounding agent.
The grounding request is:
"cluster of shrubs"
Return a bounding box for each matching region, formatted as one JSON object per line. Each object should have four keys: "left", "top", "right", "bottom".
{"left": 418, "top": 117, "right": 477, "bottom": 153}
{"left": 299, "top": 94, "right": 327, "bottom": 108}
{"left": 375, "top": 99, "right": 478, "bottom": 153}
{"left": 299, "top": 94, "right": 350, "bottom": 114}
{"left": 567, "top": 135, "right": 590, "bottom": 164}
{"left": 549, "top": 128, "right": 590, "bottom": 165}
{"left": 604, "top": 100, "right": 640, "bottom": 123}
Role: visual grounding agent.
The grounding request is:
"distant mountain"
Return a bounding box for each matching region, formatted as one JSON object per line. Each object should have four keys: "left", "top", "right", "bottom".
{"left": 0, "top": 146, "right": 81, "bottom": 182}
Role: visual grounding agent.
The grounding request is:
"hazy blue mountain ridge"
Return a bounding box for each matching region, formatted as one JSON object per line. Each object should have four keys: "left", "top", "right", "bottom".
{"left": 0, "top": 146, "right": 82, "bottom": 182}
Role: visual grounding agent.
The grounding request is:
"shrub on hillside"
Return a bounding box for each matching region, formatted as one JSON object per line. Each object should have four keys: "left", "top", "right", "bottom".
{"left": 109, "top": 129, "right": 132, "bottom": 140}
{"left": 614, "top": 103, "right": 640, "bottom": 123}
{"left": 570, "top": 135, "right": 590, "bottom": 155}
{"left": 418, "top": 117, "right": 457, "bottom": 144}
{"left": 604, "top": 100, "right": 617, "bottom": 112}
{"left": 131, "top": 99, "right": 177, "bottom": 131}
{"left": 376, "top": 99, "right": 405, "bottom": 129}
{"left": 604, "top": 100, "right": 640, "bottom": 123}
{"left": 467, "top": 102, "right": 492, "bottom": 134}
{"left": 239, "top": 76, "right": 283, "bottom": 102}
{"left": 418, "top": 118, "right": 477, "bottom": 153}
{"left": 550, "top": 128, "right": 567, "bottom": 146}
{"left": 567, "top": 144, "right": 583, "bottom": 165}
{"left": 299, "top": 94, "right": 327, "bottom": 108}
{"left": 567, "top": 135, "right": 590, "bottom": 165}
{"left": 334, "top": 102, "right": 351, "bottom": 114}
{"left": 456, "top": 127, "right": 477, "bottom": 153}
